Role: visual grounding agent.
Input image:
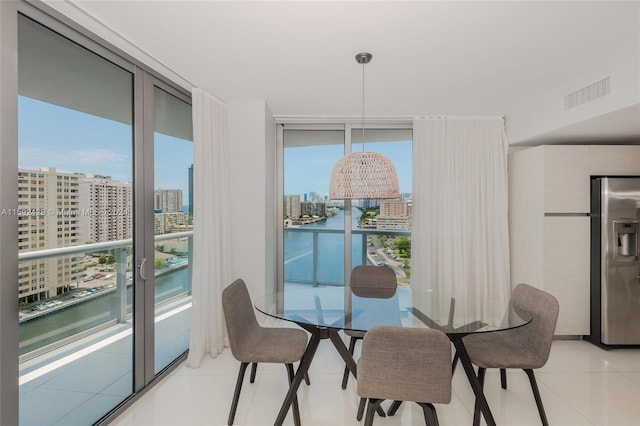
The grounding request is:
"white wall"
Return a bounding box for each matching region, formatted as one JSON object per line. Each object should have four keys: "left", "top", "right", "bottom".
{"left": 506, "top": 50, "right": 639, "bottom": 144}
{"left": 227, "top": 100, "right": 275, "bottom": 300}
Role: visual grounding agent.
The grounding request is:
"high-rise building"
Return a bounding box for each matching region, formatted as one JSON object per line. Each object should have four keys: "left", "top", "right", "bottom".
{"left": 78, "top": 174, "right": 132, "bottom": 243}
{"left": 284, "top": 194, "right": 301, "bottom": 219}
{"left": 154, "top": 189, "right": 183, "bottom": 213}
{"left": 17, "top": 168, "right": 84, "bottom": 303}
{"left": 379, "top": 200, "right": 410, "bottom": 218}
{"left": 154, "top": 212, "right": 189, "bottom": 234}
{"left": 16, "top": 168, "right": 133, "bottom": 304}
{"left": 300, "top": 200, "right": 326, "bottom": 216}
{"left": 377, "top": 200, "right": 412, "bottom": 231}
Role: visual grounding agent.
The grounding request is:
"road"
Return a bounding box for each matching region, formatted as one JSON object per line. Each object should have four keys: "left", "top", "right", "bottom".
{"left": 366, "top": 246, "right": 407, "bottom": 285}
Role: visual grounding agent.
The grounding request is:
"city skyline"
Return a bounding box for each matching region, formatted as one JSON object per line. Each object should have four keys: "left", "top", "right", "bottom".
{"left": 284, "top": 139, "right": 413, "bottom": 198}
{"left": 19, "top": 96, "right": 412, "bottom": 209}
{"left": 18, "top": 96, "right": 193, "bottom": 207}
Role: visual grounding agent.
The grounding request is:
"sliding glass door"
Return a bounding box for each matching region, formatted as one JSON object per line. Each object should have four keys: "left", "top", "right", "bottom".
{"left": 15, "top": 9, "right": 193, "bottom": 425}
{"left": 17, "top": 15, "right": 135, "bottom": 426}
{"left": 280, "top": 124, "right": 413, "bottom": 297}
{"left": 152, "top": 85, "right": 193, "bottom": 374}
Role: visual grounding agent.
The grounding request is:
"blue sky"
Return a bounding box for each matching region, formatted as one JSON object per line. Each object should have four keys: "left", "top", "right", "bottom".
{"left": 284, "top": 140, "right": 413, "bottom": 198}
{"left": 19, "top": 96, "right": 411, "bottom": 203}
{"left": 18, "top": 96, "right": 193, "bottom": 205}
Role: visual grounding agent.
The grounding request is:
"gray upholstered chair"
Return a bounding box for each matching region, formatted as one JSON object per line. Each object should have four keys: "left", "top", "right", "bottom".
{"left": 462, "top": 283, "right": 559, "bottom": 426}
{"left": 341, "top": 264, "right": 398, "bottom": 389}
{"left": 357, "top": 326, "right": 452, "bottom": 426}
{"left": 222, "top": 278, "right": 308, "bottom": 426}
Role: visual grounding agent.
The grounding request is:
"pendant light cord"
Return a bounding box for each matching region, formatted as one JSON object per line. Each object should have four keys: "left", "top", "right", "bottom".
{"left": 355, "top": 52, "right": 372, "bottom": 151}
{"left": 361, "top": 59, "right": 365, "bottom": 151}
{"left": 329, "top": 52, "right": 399, "bottom": 200}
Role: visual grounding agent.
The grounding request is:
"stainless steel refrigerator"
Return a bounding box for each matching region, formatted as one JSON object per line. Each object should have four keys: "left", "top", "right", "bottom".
{"left": 589, "top": 177, "right": 640, "bottom": 347}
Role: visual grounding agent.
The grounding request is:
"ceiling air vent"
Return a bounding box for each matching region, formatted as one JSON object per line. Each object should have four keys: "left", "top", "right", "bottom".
{"left": 564, "top": 77, "right": 611, "bottom": 110}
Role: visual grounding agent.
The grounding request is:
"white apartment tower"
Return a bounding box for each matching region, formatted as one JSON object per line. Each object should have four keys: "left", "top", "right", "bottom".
{"left": 16, "top": 169, "right": 132, "bottom": 304}
{"left": 79, "top": 174, "right": 132, "bottom": 243}
{"left": 17, "top": 168, "right": 83, "bottom": 303}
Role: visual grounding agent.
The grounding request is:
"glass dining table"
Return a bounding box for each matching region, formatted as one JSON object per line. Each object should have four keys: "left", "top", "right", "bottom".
{"left": 255, "top": 285, "right": 531, "bottom": 426}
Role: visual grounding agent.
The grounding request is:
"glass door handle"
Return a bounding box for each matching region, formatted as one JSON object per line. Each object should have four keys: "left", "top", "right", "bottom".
{"left": 137, "top": 258, "right": 148, "bottom": 281}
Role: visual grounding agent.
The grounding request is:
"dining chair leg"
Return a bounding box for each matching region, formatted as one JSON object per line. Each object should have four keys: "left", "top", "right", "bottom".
{"left": 418, "top": 402, "right": 439, "bottom": 426}
{"left": 387, "top": 400, "right": 402, "bottom": 416}
{"left": 472, "top": 367, "right": 487, "bottom": 426}
{"left": 274, "top": 328, "right": 321, "bottom": 426}
{"left": 341, "top": 336, "right": 358, "bottom": 389}
{"left": 364, "top": 399, "right": 383, "bottom": 426}
{"left": 228, "top": 362, "right": 249, "bottom": 425}
{"left": 286, "top": 363, "right": 302, "bottom": 426}
{"left": 357, "top": 397, "right": 367, "bottom": 421}
{"left": 250, "top": 362, "right": 258, "bottom": 383}
{"left": 524, "top": 369, "right": 549, "bottom": 426}
{"left": 500, "top": 368, "right": 507, "bottom": 389}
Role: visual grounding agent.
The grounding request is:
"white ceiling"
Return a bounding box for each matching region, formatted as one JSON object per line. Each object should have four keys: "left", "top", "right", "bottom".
{"left": 63, "top": 0, "right": 639, "bottom": 145}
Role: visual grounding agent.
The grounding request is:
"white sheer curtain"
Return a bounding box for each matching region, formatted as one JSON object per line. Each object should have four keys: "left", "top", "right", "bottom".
{"left": 412, "top": 117, "right": 510, "bottom": 321}
{"left": 186, "top": 88, "right": 232, "bottom": 368}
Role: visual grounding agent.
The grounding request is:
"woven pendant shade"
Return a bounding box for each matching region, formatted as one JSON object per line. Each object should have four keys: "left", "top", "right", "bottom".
{"left": 329, "top": 151, "right": 400, "bottom": 200}
{"left": 329, "top": 52, "right": 400, "bottom": 200}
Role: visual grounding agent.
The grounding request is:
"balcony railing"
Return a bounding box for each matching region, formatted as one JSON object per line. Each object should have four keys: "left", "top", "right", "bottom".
{"left": 284, "top": 227, "right": 411, "bottom": 287}
{"left": 18, "top": 231, "right": 193, "bottom": 360}
{"left": 18, "top": 226, "right": 407, "bottom": 359}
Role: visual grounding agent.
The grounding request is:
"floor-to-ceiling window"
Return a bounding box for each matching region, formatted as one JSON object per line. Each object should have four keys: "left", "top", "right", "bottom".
{"left": 13, "top": 7, "right": 193, "bottom": 425}
{"left": 282, "top": 128, "right": 345, "bottom": 288}
{"left": 349, "top": 128, "right": 413, "bottom": 286}
{"left": 17, "top": 14, "right": 136, "bottom": 426}
{"left": 152, "top": 85, "right": 193, "bottom": 374}
{"left": 280, "top": 124, "right": 412, "bottom": 296}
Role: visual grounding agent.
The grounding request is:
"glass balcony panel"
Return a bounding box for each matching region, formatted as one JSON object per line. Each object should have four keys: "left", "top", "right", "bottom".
{"left": 18, "top": 246, "right": 132, "bottom": 358}
{"left": 153, "top": 235, "right": 192, "bottom": 372}
{"left": 284, "top": 229, "right": 314, "bottom": 284}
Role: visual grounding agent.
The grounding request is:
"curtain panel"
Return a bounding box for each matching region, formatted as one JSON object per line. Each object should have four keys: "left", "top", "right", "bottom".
{"left": 412, "top": 117, "right": 510, "bottom": 323}
{"left": 186, "top": 89, "right": 232, "bottom": 367}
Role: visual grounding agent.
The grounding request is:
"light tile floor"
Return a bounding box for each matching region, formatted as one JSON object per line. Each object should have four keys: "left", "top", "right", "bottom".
{"left": 112, "top": 320, "right": 640, "bottom": 426}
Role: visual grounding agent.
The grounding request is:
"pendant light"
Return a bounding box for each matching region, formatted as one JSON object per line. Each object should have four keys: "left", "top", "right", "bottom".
{"left": 329, "top": 52, "right": 400, "bottom": 200}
